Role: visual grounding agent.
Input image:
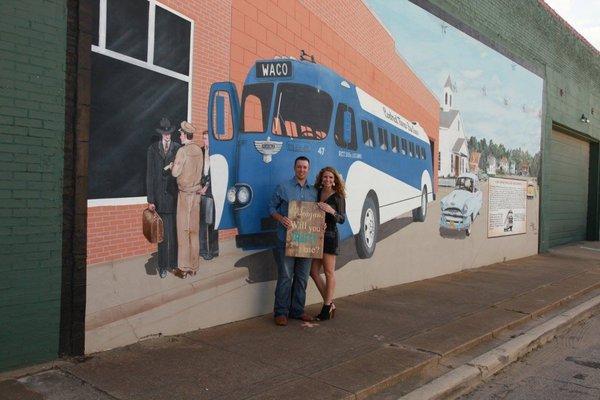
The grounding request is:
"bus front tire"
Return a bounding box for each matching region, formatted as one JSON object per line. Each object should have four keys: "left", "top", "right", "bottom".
{"left": 356, "top": 195, "right": 378, "bottom": 259}
{"left": 412, "top": 187, "right": 428, "bottom": 222}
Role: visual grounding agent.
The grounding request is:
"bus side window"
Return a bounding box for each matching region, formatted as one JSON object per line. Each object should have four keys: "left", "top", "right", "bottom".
{"left": 362, "top": 120, "right": 374, "bottom": 148}
{"left": 212, "top": 92, "right": 234, "bottom": 140}
{"left": 409, "top": 142, "right": 415, "bottom": 157}
{"left": 378, "top": 127, "right": 388, "bottom": 151}
{"left": 334, "top": 103, "right": 357, "bottom": 150}
{"left": 391, "top": 135, "right": 399, "bottom": 153}
{"left": 401, "top": 138, "right": 407, "bottom": 155}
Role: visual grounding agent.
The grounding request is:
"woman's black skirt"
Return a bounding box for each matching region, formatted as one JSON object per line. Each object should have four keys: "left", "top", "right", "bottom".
{"left": 323, "top": 230, "right": 339, "bottom": 255}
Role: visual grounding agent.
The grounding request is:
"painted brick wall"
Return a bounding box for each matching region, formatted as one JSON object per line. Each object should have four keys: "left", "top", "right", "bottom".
{"left": 0, "top": 0, "right": 66, "bottom": 371}
{"left": 420, "top": 0, "right": 600, "bottom": 251}
{"left": 87, "top": 205, "right": 236, "bottom": 265}
{"left": 87, "top": 0, "right": 440, "bottom": 265}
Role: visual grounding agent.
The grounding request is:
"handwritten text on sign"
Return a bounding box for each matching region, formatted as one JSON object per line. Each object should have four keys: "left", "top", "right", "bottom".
{"left": 285, "top": 201, "right": 325, "bottom": 259}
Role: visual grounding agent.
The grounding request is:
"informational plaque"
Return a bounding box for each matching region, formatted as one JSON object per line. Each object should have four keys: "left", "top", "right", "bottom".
{"left": 285, "top": 201, "right": 325, "bottom": 259}
{"left": 487, "top": 177, "right": 527, "bottom": 238}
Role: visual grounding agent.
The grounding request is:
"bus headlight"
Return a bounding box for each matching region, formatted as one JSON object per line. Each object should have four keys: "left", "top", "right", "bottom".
{"left": 237, "top": 186, "right": 251, "bottom": 204}
{"left": 227, "top": 187, "right": 237, "bottom": 203}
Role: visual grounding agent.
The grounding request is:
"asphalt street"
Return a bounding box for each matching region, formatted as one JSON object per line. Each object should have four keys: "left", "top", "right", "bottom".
{"left": 462, "top": 312, "right": 600, "bottom": 399}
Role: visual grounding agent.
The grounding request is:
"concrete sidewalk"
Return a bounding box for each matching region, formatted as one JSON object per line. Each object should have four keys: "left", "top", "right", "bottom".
{"left": 3, "top": 242, "right": 600, "bottom": 400}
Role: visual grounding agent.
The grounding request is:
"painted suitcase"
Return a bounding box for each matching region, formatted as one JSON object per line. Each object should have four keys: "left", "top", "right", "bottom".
{"left": 142, "top": 208, "right": 164, "bottom": 244}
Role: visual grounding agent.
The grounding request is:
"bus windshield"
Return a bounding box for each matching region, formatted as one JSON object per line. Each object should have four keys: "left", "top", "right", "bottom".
{"left": 241, "top": 83, "right": 273, "bottom": 133}
{"left": 271, "top": 83, "right": 332, "bottom": 140}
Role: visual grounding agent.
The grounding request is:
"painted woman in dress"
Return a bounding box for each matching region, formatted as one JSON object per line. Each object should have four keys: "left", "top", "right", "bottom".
{"left": 310, "top": 166, "right": 346, "bottom": 320}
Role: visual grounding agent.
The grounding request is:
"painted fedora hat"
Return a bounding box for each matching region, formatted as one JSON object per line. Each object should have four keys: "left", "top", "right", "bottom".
{"left": 156, "top": 117, "right": 176, "bottom": 134}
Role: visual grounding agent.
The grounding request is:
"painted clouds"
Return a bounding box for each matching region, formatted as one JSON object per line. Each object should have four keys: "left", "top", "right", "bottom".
{"left": 366, "top": 0, "right": 543, "bottom": 154}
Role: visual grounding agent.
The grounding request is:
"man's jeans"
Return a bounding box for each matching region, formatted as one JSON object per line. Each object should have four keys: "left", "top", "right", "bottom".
{"left": 273, "top": 246, "right": 311, "bottom": 318}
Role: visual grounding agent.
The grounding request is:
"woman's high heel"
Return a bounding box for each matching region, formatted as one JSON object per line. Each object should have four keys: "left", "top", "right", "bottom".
{"left": 316, "top": 303, "right": 335, "bottom": 321}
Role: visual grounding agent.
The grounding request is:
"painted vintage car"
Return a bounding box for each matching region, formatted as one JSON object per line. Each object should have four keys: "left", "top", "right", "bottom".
{"left": 440, "top": 173, "right": 483, "bottom": 236}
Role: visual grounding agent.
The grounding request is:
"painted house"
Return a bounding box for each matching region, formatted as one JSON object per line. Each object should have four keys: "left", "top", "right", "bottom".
{"left": 487, "top": 155, "right": 497, "bottom": 175}
{"left": 439, "top": 76, "right": 469, "bottom": 177}
{"left": 520, "top": 162, "right": 530, "bottom": 176}
{"left": 498, "top": 157, "right": 509, "bottom": 174}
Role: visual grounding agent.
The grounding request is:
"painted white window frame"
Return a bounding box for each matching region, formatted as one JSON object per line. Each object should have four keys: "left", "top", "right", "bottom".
{"left": 89, "top": 0, "right": 195, "bottom": 207}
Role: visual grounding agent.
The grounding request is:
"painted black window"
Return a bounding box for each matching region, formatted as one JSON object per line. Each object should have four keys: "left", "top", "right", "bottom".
{"left": 271, "top": 83, "right": 332, "bottom": 140}
{"left": 106, "top": 0, "right": 149, "bottom": 61}
{"left": 334, "top": 103, "right": 357, "bottom": 150}
{"left": 89, "top": 2, "right": 193, "bottom": 200}
{"left": 409, "top": 142, "right": 415, "bottom": 157}
{"left": 91, "top": 0, "right": 99, "bottom": 46}
{"left": 401, "top": 138, "right": 408, "bottom": 155}
{"left": 378, "top": 127, "right": 389, "bottom": 151}
{"left": 361, "top": 120, "right": 375, "bottom": 147}
{"left": 88, "top": 54, "right": 188, "bottom": 199}
{"left": 154, "top": 6, "right": 191, "bottom": 75}
{"left": 241, "top": 83, "right": 273, "bottom": 133}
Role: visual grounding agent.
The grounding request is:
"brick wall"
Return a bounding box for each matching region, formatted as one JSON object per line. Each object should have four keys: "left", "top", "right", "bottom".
{"left": 0, "top": 0, "right": 66, "bottom": 371}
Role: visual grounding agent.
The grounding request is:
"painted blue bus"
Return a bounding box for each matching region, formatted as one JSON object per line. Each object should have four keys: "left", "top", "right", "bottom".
{"left": 207, "top": 57, "right": 434, "bottom": 258}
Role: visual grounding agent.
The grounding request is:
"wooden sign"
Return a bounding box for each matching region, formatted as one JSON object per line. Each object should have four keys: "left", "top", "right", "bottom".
{"left": 285, "top": 201, "right": 325, "bottom": 259}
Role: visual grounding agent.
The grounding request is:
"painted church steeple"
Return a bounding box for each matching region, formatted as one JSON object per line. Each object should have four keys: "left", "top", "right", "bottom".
{"left": 442, "top": 75, "right": 453, "bottom": 112}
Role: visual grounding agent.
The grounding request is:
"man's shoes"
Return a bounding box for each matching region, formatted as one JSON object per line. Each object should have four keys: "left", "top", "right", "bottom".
{"left": 290, "top": 313, "right": 314, "bottom": 322}
{"left": 159, "top": 269, "right": 167, "bottom": 279}
{"left": 274, "top": 315, "right": 288, "bottom": 326}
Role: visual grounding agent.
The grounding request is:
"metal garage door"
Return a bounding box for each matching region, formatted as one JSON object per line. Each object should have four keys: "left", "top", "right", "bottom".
{"left": 548, "top": 130, "right": 589, "bottom": 247}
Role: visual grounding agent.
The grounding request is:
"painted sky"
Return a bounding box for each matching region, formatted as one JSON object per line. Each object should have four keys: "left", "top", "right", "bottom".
{"left": 366, "top": 0, "right": 544, "bottom": 155}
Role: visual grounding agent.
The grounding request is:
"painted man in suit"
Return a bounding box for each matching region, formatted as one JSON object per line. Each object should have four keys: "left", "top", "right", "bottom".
{"left": 147, "top": 117, "right": 181, "bottom": 278}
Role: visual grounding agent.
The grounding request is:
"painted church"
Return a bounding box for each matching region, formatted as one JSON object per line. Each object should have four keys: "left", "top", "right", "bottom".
{"left": 438, "top": 76, "right": 469, "bottom": 178}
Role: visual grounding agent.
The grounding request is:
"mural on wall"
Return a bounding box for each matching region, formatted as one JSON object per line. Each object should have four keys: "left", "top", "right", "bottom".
{"left": 366, "top": 0, "right": 543, "bottom": 239}
{"left": 85, "top": 0, "right": 543, "bottom": 353}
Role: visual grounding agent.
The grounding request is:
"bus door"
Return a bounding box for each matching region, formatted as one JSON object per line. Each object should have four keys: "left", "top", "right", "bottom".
{"left": 208, "top": 82, "right": 240, "bottom": 229}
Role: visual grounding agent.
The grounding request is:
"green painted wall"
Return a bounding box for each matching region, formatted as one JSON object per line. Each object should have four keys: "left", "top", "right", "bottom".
{"left": 421, "top": 0, "right": 600, "bottom": 251}
{"left": 0, "top": 1, "right": 66, "bottom": 371}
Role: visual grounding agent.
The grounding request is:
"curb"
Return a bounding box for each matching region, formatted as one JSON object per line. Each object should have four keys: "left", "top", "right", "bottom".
{"left": 399, "top": 294, "right": 600, "bottom": 400}
{"left": 0, "top": 360, "right": 71, "bottom": 382}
